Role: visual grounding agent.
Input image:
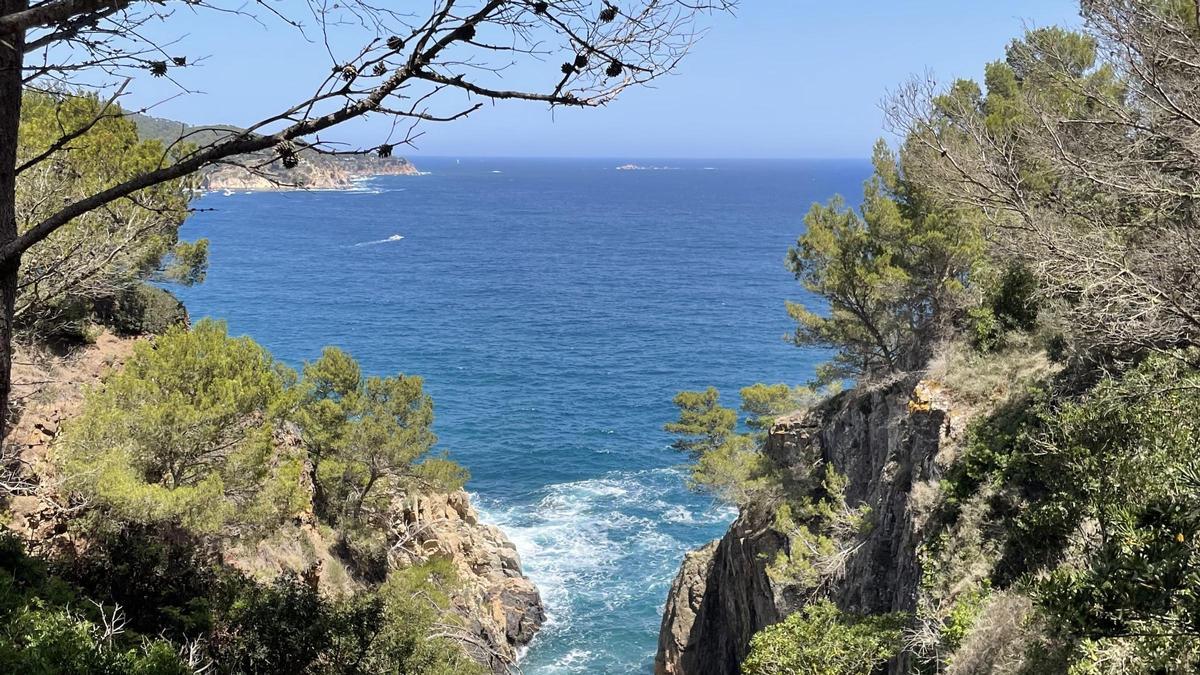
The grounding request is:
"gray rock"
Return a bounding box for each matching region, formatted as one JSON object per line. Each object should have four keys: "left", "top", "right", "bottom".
{"left": 655, "top": 376, "right": 953, "bottom": 675}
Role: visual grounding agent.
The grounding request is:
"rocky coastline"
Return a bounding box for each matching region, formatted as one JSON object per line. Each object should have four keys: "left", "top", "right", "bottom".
{"left": 656, "top": 378, "right": 961, "bottom": 675}
{"left": 202, "top": 155, "right": 421, "bottom": 192}
{"left": 5, "top": 326, "right": 542, "bottom": 673}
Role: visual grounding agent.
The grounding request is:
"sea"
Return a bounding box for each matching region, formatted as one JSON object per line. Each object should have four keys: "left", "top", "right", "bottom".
{"left": 173, "top": 157, "right": 870, "bottom": 673}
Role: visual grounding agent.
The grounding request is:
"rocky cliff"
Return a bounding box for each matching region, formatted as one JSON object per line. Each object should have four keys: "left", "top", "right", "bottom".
{"left": 388, "top": 490, "right": 544, "bottom": 668}
{"left": 656, "top": 377, "right": 964, "bottom": 674}
{"left": 3, "top": 330, "right": 541, "bottom": 673}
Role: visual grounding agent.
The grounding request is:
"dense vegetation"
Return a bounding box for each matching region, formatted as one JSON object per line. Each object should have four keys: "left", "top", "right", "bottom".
{"left": 40, "top": 321, "right": 477, "bottom": 672}
{"left": 741, "top": 601, "right": 906, "bottom": 675}
{"left": 15, "top": 91, "right": 207, "bottom": 342}
{"left": 669, "top": 1, "right": 1200, "bottom": 672}
{"left": 2, "top": 91, "right": 484, "bottom": 673}
{"left": 0, "top": 528, "right": 481, "bottom": 674}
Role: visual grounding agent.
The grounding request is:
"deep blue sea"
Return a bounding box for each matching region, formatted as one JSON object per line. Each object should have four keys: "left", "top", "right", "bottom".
{"left": 173, "top": 157, "right": 869, "bottom": 673}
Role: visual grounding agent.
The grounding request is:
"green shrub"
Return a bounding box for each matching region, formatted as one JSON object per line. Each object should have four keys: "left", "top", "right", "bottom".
{"left": 0, "top": 533, "right": 189, "bottom": 675}
{"left": 767, "top": 466, "right": 872, "bottom": 588}
{"left": 743, "top": 600, "right": 906, "bottom": 675}
{"left": 59, "top": 523, "right": 219, "bottom": 639}
{"left": 362, "top": 559, "right": 487, "bottom": 675}
{"left": 968, "top": 265, "right": 1040, "bottom": 353}
{"left": 93, "top": 284, "right": 189, "bottom": 336}
{"left": 56, "top": 319, "right": 304, "bottom": 534}
{"left": 207, "top": 571, "right": 380, "bottom": 674}
{"left": 942, "top": 587, "right": 990, "bottom": 656}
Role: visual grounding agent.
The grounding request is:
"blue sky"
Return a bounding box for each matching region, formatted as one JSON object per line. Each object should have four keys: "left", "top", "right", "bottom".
{"left": 128, "top": 2, "right": 1081, "bottom": 159}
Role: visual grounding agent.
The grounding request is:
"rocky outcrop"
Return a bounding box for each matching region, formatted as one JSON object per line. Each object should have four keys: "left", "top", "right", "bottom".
{"left": 655, "top": 520, "right": 787, "bottom": 675}
{"left": 2, "top": 330, "right": 542, "bottom": 674}
{"left": 656, "top": 542, "right": 716, "bottom": 674}
{"left": 656, "top": 376, "right": 964, "bottom": 675}
{"left": 391, "top": 491, "right": 544, "bottom": 668}
{"left": 222, "top": 489, "right": 544, "bottom": 671}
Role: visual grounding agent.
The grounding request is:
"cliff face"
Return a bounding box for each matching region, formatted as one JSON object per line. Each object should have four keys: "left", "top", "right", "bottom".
{"left": 3, "top": 330, "right": 541, "bottom": 673}
{"left": 390, "top": 491, "right": 544, "bottom": 668}
{"left": 656, "top": 377, "right": 963, "bottom": 675}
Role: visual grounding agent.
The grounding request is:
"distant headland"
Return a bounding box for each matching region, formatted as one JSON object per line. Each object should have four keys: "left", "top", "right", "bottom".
{"left": 131, "top": 112, "right": 420, "bottom": 191}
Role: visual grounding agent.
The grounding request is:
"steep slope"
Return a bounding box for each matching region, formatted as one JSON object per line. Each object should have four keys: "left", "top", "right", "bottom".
{"left": 656, "top": 377, "right": 964, "bottom": 674}
{"left": 3, "top": 330, "right": 542, "bottom": 672}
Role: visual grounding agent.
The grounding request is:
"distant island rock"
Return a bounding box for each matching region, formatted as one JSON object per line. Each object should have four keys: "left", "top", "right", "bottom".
{"left": 616, "top": 163, "right": 679, "bottom": 171}
{"left": 130, "top": 112, "right": 421, "bottom": 191}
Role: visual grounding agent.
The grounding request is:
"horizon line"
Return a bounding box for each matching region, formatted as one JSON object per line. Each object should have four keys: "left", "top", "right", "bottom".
{"left": 400, "top": 154, "right": 872, "bottom": 162}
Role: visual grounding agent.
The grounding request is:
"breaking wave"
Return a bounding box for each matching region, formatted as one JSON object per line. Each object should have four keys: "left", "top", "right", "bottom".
{"left": 474, "top": 468, "right": 735, "bottom": 673}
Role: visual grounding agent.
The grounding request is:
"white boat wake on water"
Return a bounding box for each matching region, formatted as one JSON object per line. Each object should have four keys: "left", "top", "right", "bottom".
{"left": 352, "top": 234, "right": 405, "bottom": 247}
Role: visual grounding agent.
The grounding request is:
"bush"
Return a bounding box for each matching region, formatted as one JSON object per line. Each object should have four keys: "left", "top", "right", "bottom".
{"left": 207, "top": 571, "right": 381, "bottom": 674}
{"left": 743, "top": 600, "right": 906, "bottom": 675}
{"left": 0, "top": 532, "right": 189, "bottom": 674}
{"left": 59, "top": 523, "right": 219, "bottom": 639}
{"left": 767, "top": 466, "right": 873, "bottom": 588}
{"left": 968, "top": 265, "right": 1040, "bottom": 353}
{"left": 56, "top": 319, "right": 303, "bottom": 534}
{"left": 93, "top": 284, "right": 190, "bottom": 336}
{"left": 361, "top": 559, "right": 487, "bottom": 675}
{"left": 1, "top": 528, "right": 485, "bottom": 674}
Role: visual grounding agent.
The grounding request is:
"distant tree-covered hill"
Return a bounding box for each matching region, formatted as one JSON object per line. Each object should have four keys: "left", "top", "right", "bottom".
{"left": 131, "top": 113, "right": 419, "bottom": 190}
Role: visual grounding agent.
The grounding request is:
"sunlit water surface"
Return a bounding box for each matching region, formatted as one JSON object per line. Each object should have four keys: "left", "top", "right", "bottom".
{"left": 174, "top": 157, "right": 868, "bottom": 673}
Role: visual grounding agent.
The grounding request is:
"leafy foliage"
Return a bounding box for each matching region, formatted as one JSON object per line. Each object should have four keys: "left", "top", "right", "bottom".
{"left": 742, "top": 600, "right": 906, "bottom": 675}
{"left": 15, "top": 91, "right": 206, "bottom": 339}
{"left": 786, "top": 141, "right": 981, "bottom": 379}
{"left": 664, "top": 387, "right": 737, "bottom": 457}
{"left": 739, "top": 382, "right": 831, "bottom": 435}
{"left": 92, "top": 284, "right": 190, "bottom": 337}
{"left": 767, "top": 465, "right": 873, "bottom": 588}
{"left": 966, "top": 264, "right": 1041, "bottom": 353}
{"left": 0, "top": 532, "right": 190, "bottom": 674}
{"left": 1025, "top": 355, "right": 1200, "bottom": 655}
{"left": 360, "top": 559, "right": 487, "bottom": 675}
{"left": 297, "top": 346, "right": 467, "bottom": 529}
{"left": 664, "top": 385, "right": 805, "bottom": 504}
{"left": 1, "top": 524, "right": 485, "bottom": 675}
{"left": 57, "top": 319, "right": 303, "bottom": 533}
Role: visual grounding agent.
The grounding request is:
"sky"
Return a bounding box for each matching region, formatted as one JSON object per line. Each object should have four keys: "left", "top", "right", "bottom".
{"left": 125, "top": 1, "right": 1082, "bottom": 159}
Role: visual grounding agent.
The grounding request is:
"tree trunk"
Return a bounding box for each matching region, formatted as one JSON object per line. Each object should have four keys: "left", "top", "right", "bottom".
{"left": 0, "top": 0, "right": 26, "bottom": 440}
